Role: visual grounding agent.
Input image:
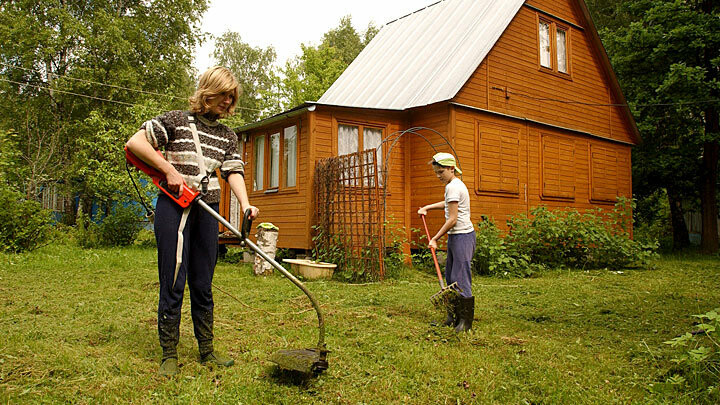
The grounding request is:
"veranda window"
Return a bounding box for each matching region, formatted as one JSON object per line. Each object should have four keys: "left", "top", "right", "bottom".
{"left": 284, "top": 126, "right": 297, "bottom": 188}
{"left": 269, "top": 132, "right": 280, "bottom": 189}
{"left": 252, "top": 124, "right": 298, "bottom": 192}
{"left": 253, "top": 135, "right": 265, "bottom": 191}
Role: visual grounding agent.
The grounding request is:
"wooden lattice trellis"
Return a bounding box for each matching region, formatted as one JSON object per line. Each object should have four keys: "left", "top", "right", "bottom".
{"left": 314, "top": 150, "right": 384, "bottom": 279}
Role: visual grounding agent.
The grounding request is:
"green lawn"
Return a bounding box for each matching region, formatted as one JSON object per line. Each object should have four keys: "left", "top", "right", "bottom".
{"left": 0, "top": 244, "right": 717, "bottom": 404}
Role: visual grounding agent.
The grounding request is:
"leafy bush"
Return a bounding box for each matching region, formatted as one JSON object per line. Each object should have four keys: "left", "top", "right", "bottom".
{"left": 634, "top": 189, "right": 673, "bottom": 252}
{"left": 409, "top": 227, "right": 434, "bottom": 272}
{"left": 133, "top": 229, "right": 157, "bottom": 248}
{"left": 0, "top": 186, "right": 53, "bottom": 253}
{"left": 471, "top": 199, "right": 657, "bottom": 277}
{"left": 219, "top": 246, "right": 246, "bottom": 263}
{"left": 76, "top": 204, "right": 144, "bottom": 248}
{"left": 382, "top": 218, "right": 412, "bottom": 279}
{"left": 472, "top": 216, "right": 540, "bottom": 278}
{"left": 506, "top": 198, "right": 656, "bottom": 270}
{"left": 660, "top": 308, "right": 720, "bottom": 402}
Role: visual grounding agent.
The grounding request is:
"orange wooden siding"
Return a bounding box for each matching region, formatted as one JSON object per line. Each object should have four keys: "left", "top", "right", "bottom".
{"left": 453, "top": 3, "right": 635, "bottom": 145}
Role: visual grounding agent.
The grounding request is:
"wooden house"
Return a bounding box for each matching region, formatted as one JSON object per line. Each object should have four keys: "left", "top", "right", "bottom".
{"left": 219, "top": 0, "right": 640, "bottom": 252}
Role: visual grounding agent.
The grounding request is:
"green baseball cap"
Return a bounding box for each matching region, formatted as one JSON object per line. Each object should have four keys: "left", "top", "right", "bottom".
{"left": 431, "top": 152, "right": 462, "bottom": 175}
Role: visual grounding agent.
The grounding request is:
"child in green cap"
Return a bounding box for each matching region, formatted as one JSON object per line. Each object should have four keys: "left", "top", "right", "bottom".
{"left": 417, "top": 152, "right": 475, "bottom": 332}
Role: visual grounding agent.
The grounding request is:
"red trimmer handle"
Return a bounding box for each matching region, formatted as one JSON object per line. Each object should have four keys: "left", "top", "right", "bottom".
{"left": 124, "top": 146, "right": 200, "bottom": 208}
{"left": 420, "top": 213, "right": 447, "bottom": 289}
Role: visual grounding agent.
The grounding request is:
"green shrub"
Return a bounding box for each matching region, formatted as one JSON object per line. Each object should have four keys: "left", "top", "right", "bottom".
{"left": 133, "top": 228, "right": 156, "bottom": 248}
{"left": 76, "top": 204, "right": 144, "bottom": 248}
{"left": 382, "top": 218, "right": 412, "bottom": 280}
{"left": 472, "top": 216, "right": 541, "bottom": 278}
{"left": 634, "top": 189, "right": 673, "bottom": 252}
{"left": 660, "top": 308, "right": 720, "bottom": 402}
{"left": 219, "top": 246, "right": 246, "bottom": 263}
{"left": 0, "top": 186, "right": 53, "bottom": 253}
{"left": 506, "top": 199, "right": 656, "bottom": 270}
{"left": 409, "top": 227, "right": 434, "bottom": 272}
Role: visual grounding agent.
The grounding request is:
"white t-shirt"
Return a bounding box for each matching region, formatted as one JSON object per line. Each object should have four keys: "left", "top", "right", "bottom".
{"left": 445, "top": 178, "right": 473, "bottom": 234}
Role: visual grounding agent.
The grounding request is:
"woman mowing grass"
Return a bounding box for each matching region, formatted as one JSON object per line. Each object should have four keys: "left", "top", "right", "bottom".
{"left": 417, "top": 153, "right": 475, "bottom": 332}
{"left": 126, "top": 67, "right": 259, "bottom": 376}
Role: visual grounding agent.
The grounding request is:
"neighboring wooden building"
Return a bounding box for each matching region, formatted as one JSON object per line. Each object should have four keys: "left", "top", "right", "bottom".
{"left": 220, "top": 0, "right": 640, "bottom": 251}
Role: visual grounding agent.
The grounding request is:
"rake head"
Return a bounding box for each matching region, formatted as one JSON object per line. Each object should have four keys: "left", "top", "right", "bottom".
{"left": 430, "top": 282, "right": 461, "bottom": 309}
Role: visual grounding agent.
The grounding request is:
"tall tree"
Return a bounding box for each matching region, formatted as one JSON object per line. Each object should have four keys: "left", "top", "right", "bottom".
{"left": 212, "top": 31, "right": 280, "bottom": 126}
{"left": 0, "top": 0, "right": 207, "bottom": 215}
{"left": 281, "top": 16, "right": 378, "bottom": 109}
{"left": 601, "top": 0, "right": 720, "bottom": 253}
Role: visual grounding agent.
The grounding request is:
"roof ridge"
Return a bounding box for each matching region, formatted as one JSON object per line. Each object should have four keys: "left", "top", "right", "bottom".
{"left": 385, "top": 0, "right": 445, "bottom": 26}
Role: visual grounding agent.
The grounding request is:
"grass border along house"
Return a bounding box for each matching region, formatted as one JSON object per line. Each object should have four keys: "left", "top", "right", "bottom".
{"left": 219, "top": 0, "right": 640, "bottom": 252}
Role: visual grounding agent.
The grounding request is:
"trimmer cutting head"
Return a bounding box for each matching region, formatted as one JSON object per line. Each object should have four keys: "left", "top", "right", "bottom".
{"left": 270, "top": 347, "right": 329, "bottom": 375}
{"left": 430, "top": 282, "right": 461, "bottom": 309}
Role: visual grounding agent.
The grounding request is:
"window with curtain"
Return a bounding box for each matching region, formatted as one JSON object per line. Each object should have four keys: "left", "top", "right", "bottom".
{"left": 338, "top": 124, "right": 359, "bottom": 156}
{"left": 252, "top": 125, "right": 298, "bottom": 193}
{"left": 253, "top": 135, "right": 265, "bottom": 191}
{"left": 363, "top": 127, "right": 383, "bottom": 186}
{"left": 538, "top": 16, "right": 570, "bottom": 75}
{"left": 557, "top": 28, "right": 567, "bottom": 73}
{"left": 337, "top": 122, "right": 385, "bottom": 187}
{"left": 284, "top": 126, "right": 297, "bottom": 188}
{"left": 539, "top": 20, "right": 551, "bottom": 68}
{"left": 269, "top": 132, "right": 280, "bottom": 189}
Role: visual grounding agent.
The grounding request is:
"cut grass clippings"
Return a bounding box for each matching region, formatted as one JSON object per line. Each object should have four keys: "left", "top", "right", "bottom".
{"left": 0, "top": 244, "right": 718, "bottom": 404}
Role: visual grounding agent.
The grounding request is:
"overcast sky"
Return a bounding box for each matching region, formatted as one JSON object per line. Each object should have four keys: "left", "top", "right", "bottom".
{"left": 193, "top": 0, "right": 435, "bottom": 72}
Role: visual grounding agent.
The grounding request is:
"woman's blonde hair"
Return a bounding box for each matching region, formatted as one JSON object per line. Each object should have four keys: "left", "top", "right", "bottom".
{"left": 188, "top": 66, "right": 240, "bottom": 118}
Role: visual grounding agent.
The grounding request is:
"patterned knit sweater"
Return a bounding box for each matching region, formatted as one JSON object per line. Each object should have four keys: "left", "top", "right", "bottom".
{"left": 140, "top": 110, "right": 244, "bottom": 203}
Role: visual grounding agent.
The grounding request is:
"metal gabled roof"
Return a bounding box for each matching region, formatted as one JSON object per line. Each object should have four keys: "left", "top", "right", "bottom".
{"left": 318, "top": 0, "right": 526, "bottom": 110}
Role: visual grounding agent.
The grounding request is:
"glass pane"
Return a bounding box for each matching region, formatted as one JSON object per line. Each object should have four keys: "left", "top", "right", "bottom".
{"left": 269, "top": 132, "right": 280, "bottom": 188}
{"left": 253, "top": 135, "right": 265, "bottom": 191}
{"left": 284, "top": 126, "right": 297, "bottom": 188}
{"left": 363, "top": 127, "right": 383, "bottom": 186}
{"left": 539, "top": 21, "right": 551, "bottom": 68}
{"left": 338, "top": 124, "right": 359, "bottom": 156}
{"left": 557, "top": 28, "right": 567, "bottom": 73}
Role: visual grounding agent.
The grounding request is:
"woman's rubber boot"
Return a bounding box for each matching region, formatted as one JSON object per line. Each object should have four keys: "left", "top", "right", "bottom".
{"left": 195, "top": 309, "right": 234, "bottom": 367}
{"left": 200, "top": 351, "right": 234, "bottom": 367}
{"left": 158, "top": 358, "right": 178, "bottom": 377}
{"left": 158, "top": 314, "right": 180, "bottom": 376}
{"left": 454, "top": 296, "right": 475, "bottom": 333}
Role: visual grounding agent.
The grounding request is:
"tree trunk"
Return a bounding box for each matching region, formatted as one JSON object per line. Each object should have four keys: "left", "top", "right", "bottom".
{"left": 700, "top": 140, "right": 719, "bottom": 254}
{"left": 667, "top": 190, "right": 690, "bottom": 250}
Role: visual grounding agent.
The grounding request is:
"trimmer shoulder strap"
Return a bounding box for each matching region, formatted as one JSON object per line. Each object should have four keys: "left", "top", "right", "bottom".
{"left": 185, "top": 112, "right": 209, "bottom": 195}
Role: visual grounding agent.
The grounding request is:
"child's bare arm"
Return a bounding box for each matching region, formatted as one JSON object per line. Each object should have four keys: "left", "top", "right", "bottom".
{"left": 429, "top": 201, "right": 458, "bottom": 249}
{"left": 417, "top": 201, "right": 445, "bottom": 216}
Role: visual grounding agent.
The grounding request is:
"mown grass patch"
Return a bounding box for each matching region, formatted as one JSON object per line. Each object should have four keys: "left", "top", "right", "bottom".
{"left": 0, "top": 245, "right": 717, "bottom": 404}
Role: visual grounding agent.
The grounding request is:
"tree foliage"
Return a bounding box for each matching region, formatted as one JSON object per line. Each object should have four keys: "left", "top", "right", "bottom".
{"left": 212, "top": 31, "right": 281, "bottom": 126}
{"left": 598, "top": 0, "right": 720, "bottom": 252}
{"left": 281, "top": 16, "right": 378, "bottom": 109}
{"left": 0, "top": 0, "right": 207, "bottom": 215}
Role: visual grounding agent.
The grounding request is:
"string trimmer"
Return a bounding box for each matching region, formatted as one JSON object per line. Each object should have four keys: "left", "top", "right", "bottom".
{"left": 420, "top": 213, "right": 461, "bottom": 308}
{"left": 125, "top": 147, "right": 329, "bottom": 375}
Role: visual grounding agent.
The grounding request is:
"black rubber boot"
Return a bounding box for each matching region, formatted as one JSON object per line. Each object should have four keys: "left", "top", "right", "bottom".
{"left": 195, "top": 310, "right": 234, "bottom": 367}
{"left": 158, "top": 314, "right": 180, "bottom": 376}
{"left": 454, "top": 296, "right": 474, "bottom": 333}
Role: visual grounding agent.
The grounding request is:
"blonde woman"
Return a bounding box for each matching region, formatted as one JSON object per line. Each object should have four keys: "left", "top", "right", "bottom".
{"left": 126, "top": 67, "right": 258, "bottom": 376}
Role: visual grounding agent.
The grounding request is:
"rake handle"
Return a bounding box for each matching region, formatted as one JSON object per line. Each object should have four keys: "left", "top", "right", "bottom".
{"left": 420, "top": 213, "right": 447, "bottom": 289}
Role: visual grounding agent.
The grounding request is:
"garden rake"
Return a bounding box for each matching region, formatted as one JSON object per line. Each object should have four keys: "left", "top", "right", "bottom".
{"left": 420, "top": 213, "right": 461, "bottom": 308}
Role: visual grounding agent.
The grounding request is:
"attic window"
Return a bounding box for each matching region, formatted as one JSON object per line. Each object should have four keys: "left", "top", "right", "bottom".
{"left": 538, "top": 16, "right": 570, "bottom": 76}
